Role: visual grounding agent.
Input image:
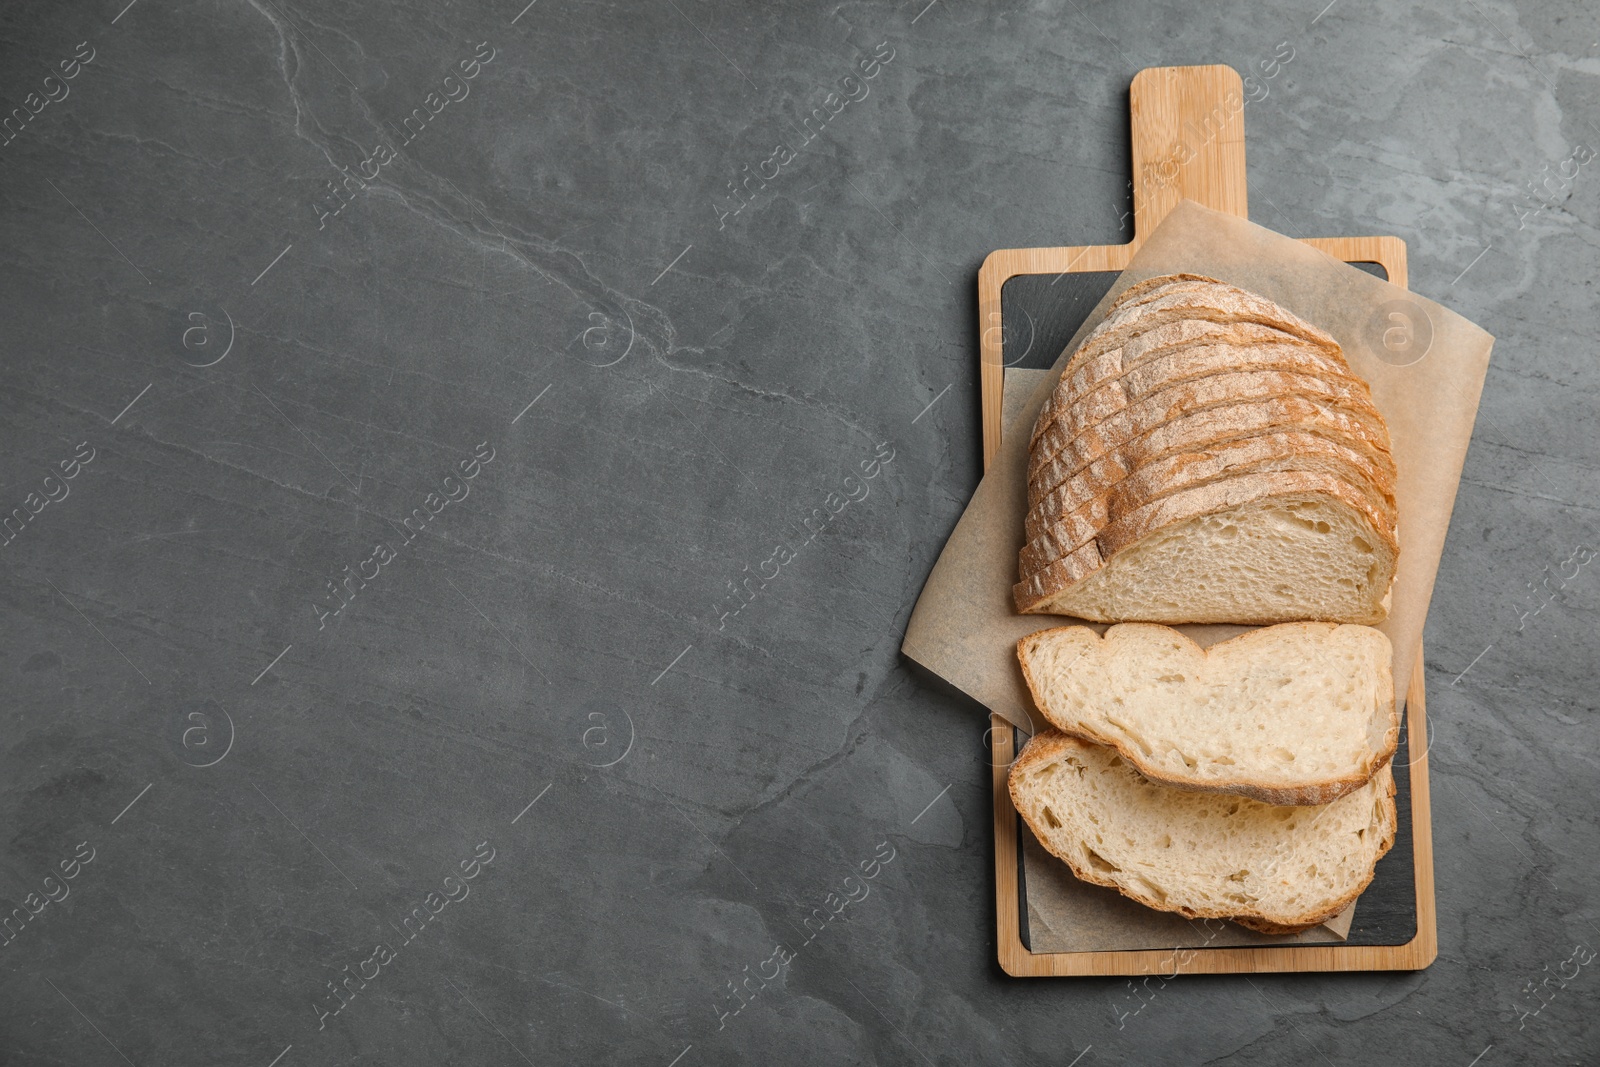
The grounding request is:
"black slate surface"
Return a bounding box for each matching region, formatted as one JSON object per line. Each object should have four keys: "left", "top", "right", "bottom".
{"left": 3, "top": 1, "right": 1597, "bottom": 1064}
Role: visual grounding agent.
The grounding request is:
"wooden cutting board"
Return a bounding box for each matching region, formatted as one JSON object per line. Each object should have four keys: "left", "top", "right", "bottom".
{"left": 980, "top": 64, "right": 1437, "bottom": 976}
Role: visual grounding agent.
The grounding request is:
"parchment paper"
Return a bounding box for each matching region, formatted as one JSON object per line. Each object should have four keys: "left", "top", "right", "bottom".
{"left": 904, "top": 201, "right": 1494, "bottom": 949}
{"left": 903, "top": 200, "right": 1494, "bottom": 733}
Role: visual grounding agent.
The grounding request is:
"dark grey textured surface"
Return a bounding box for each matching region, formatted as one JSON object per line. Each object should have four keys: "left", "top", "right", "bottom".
{"left": 0, "top": 0, "right": 1595, "bottom": 1064}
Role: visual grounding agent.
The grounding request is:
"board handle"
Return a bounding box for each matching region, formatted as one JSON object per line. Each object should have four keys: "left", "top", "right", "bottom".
{"left": 1130, "top": 65, "right": 1249, "bottom": 238}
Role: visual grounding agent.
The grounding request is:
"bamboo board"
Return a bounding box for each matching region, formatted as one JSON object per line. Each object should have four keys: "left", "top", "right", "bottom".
{"left": 981, "top": 64, "right": 1437, "bottom": 976}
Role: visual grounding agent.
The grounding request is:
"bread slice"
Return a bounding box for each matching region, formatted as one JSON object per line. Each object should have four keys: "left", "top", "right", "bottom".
{"left": 1018, "top": 433, "right": 1397, "bottom": 578}
{"left": 1026, "top": 395, "right": 1397, "bottom": 528}
{"left": 1016, "top": 623, "right": 1398, "bottom": 804}
{"left": 1008, "top": 730, "right": 1397, "bottom": 933}
{"left": 1014, "top": 475, "right": 1400, "bottom": 623}
{"left": 1026, "top": 369, "right": 1387, "bottom": 490}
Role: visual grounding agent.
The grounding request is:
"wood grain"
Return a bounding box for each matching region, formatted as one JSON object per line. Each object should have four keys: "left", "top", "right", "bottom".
{"left": 979, "top": 63, "right": 1436, "bottom": 976}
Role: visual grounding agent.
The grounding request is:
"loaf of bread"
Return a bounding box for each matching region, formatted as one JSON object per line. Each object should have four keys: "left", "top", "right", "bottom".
{"left": 1017, "top": 275, "right": 1398, "bottom": 624}
{"left": 1017, "top": 623, "right": 1398, "bottom": 804}
{"left": 1009, "top": 730, "right": 1397, "bottom": 933}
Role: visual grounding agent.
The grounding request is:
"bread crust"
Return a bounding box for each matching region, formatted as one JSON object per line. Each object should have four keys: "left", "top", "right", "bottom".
{"left": 1023, "top": 399, "right": 1399, "bottom": 542}
{"left": 1039, "top": 296, "right": 1343, "bottom": 435}
{"left": 1019, "top": 456, "right": 1394, "bottom": 583}
{"left": 1018, "top": 434, "right": 1397, "bottom": 578}
{"left": 1033, "top": 342, "right": 1362, "bottom": 459}
{"left": 1033, "top": 274, "right": 1320, "bottom": 445}
{"left": 1008, "top": 730, "right": 1398, "bottom": 933}
{"left": 1028, "top": 369, "right": 1383, "bottom": 483}
{"left": 1027, "top": 396, "right": 1398, "bottom": 530}
{"left": 1083, "top": 279, "right": 1340, "bottom": 356}
{"left": 1031, "top": 321, "right": 1331, "bottom": 448}
{"left": 1014, "top": 625, "right": 1400, "bottom": 805}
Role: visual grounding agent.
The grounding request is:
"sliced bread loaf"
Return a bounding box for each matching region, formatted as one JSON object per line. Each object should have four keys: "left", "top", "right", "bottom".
{"left": 1016, "top": 623, "right": 1398, "bottom": 804}
{"left": 1014, "top": 476, "right": 1400, "bottom": 623}
{"left": 1018, "top": 432, "right": 1397, "bottom": 577}
{"left": 1008, "top": 730, "right": 1397, "bottom": 933}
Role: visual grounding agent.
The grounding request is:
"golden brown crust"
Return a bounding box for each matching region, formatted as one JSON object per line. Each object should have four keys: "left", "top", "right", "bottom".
{"left": 1033, "top": 343, "right": 1366, "bottom": 467}
{"left": 1028, "top": 369, "right": 1384, "bottom": 483}
{"left": 1030, "top": 278, "right": 1318, "bottom": 447}
{"left": 1018, "top": 436, "right": 1397, "bottom": 579}
{"left": 1014, "top": 474, "right": 1400, "bottom": 618}
{"left": 1030, "top": 404, "right": 1395, "bottom": 531}
{"left": 1014, "top": 626, "right": 1399, "bottom": 805}
{"left": 1024, "top": 399, "right": 1401, "bottom": 547}
{"left": 1008, "top": 730, "right": 1398, "bottom": 933}
{"left": 1017, "top": 499, "right": 1116, "bottom": 577}
{"left": 1023, "top": 279, "right": 1393, "bottom": 546}
{"left": 1014, "top": 540, "right": 1106, "bottom": 613}
{"left": 1105, "top": 272, "right": 1228, "bottom": 307}
{"left": 1051, "top": 305, "right": 1341, "bottom": 416}
{"left": 1090, "top": 279, "right": 1341, "bottom": 353}
{"left": 1024, "top": 275, "right": 1222, "bottom": 447}
{"left": 1031, "top": 325, "right": 1336, "bottom": 448}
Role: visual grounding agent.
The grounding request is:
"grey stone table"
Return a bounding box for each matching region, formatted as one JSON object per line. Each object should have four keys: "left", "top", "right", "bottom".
{"left": 1, "top": 0, "right": 1594, "bottom": 1063}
